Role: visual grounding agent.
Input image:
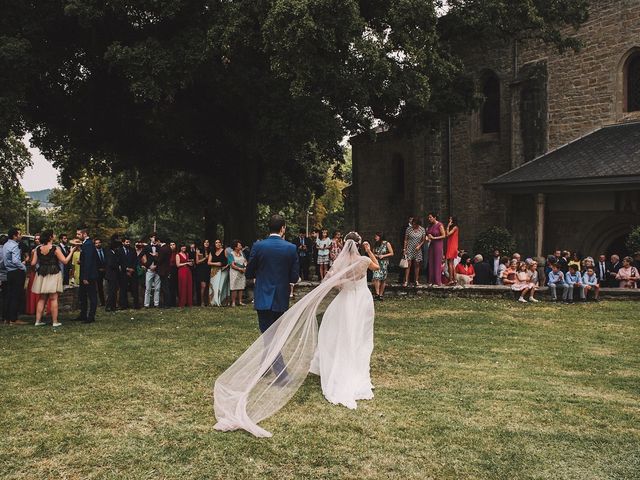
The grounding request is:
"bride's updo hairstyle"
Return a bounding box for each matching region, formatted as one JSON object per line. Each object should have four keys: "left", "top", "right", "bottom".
{"left": 344, "top": 232, "right": 362, "bottom": 245}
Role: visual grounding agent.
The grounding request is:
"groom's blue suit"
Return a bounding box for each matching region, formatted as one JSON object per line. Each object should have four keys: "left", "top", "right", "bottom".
{"left": 246, "top": 234, "right": 300, "bottom": 333}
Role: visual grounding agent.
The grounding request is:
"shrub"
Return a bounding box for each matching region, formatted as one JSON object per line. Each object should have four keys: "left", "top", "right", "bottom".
{"left": 626, "top": 225, "right": 640, "bottom": 255}
{"left": 474, "top": 226, "right": 517, "bottom": 258}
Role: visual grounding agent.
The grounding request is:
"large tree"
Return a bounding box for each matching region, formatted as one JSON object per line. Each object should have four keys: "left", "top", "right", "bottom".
{"left": 0, "top": 0, "right": 588, "bottom": 241}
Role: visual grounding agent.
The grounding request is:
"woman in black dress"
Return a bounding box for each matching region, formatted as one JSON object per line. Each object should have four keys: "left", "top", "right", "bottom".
{"left": 196, "top": 239, "right": 212, "bottom": 306}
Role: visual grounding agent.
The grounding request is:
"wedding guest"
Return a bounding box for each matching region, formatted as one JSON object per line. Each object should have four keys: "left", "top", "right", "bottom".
{"left": 142, "top": 234, "right": 161, "bottom": 308}
{"left": 558, "top": 251, "right": 570, "bottom": 273}
{"left": 609, "top": 254, "right": 622, "bottom": 286}
{"left": 30, "top": 230, "right": 75, "bottom": 327}
{"left": 293, "top": 229, "right": 313, "bottom": 280}
{"left": 58, "top": 233, "right": 71, "bottom": 285}
{"left": 426, "top": 213, "right": 446, "bottom": 286}
{"left": 188, "top": 242, "right": 199, "bottom": 304}
{"left": 104, "top": 238, "right": 120, "bottom": 312}
{"left": 310, "top": 229, "right": 319, "bottom": 280}
{"left": 0, "top": 235, "right": 7, "bottom": 323}
{"left": 75, "top": 227, "right": 99, "bottom": 323}
{"left": 564, "top": 264, "right": 585, "bottom": 302}
{"left": 596, "top": 254, "right": 612, "bottom": 286}
{"left": 490, "top": 249, "right": 501, "bottom": 284}
{"left": 208, "top": 239, "right": 229, "bottom": 306}
{"left": 511, "top": 252, "right": 522, "bottom": 262}
{"left": 501, "top": 259, "right": 517, "bottom": 287}
{"left": 316, "top": 229, "right": 332, "bottom": 280}
{"left": 228, "top": 240, "right": 247, "bottom": 307}
{"left": 496, "top": 256, "right": 509, "bottom": 285}
{"left": 455, "top": 253, "right": 475, "bottom": 286}
{"left": 547, "top": 264, "right": 566, "bottom": 302}
{"left": 403, "top": 218, "right": 426, "bottom": 287}
{"left": 94, "top": 238, "right": 107, "bottom": 307}
{"left": 473, "top": 255, "right": 493, "bottom": 285}
{"left": 135, "top": 241, "right": 146, "bottom": 301}
{"left": 169, "top": 241, "right": 178, "bottom": 307}
{"left": 527, "top": 260, "right": 540, "bottom": 302}
{"left": 155, "top": 237, "right": 173, "bottom": 308}
{"left": 329, "top": 230, "right": 343, "bottom": 266}
{"left": 372, "top": 232, "right": 394, "bottom": 300}
{"left": 568, "top": 252, "right": 582, "bottom": 271}
{"left": 445, "top": 217, "right": 459, "bottom": 286}
{"left": 176, "top": 244, "right": 194, "bottom": 307}
{"left": 399, "top": 216, "right": 414, "bottom": 284}
{"left": 2, "top": 229, "right": 27, "bottom": 325}
{"left": 71, "top": 243, "right": 81, "bottom": 286}
{"left": 615, "top": 256, "right": 639, "bottom": 288}
{"left": 581, "top": 256, "right": 595, "bottom": 274}
{"left": 118, "top": 238, "right": 140, "bottom": 309}
{"left": 512, "top": 262, "right": 532, "bottom": 303}
{"left": 24, "top": 246, "right": 39, "bottom": 316}
{"left": 583, "top": 267, "right": 600, "bottom": 301}
{"left": 196, "top": 240, "right": 212, "bottom": 306}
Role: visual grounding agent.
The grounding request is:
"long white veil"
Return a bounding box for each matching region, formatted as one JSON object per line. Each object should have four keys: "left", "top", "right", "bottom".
{"left": 213, "top": 239, "right": 370, "bottom": 437}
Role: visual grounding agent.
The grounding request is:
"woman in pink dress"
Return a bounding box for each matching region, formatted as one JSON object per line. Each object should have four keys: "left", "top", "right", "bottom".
{"left": 176, "top": 245, "right": 194, "bottom": 307}
{"left": 426, "top": 213, "right": 446, "bottom": 285}
{"left": 445, "top": 216, "right": 459, "bottom": 286}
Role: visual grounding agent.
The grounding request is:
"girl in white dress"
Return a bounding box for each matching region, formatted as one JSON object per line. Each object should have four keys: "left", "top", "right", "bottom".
{"left": 214, "top": 232, "right": 379, "bottom": 437}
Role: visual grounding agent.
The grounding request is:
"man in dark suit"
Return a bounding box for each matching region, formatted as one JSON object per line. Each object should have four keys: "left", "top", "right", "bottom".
{"left": 118, "top": 238, "right": 140, "bottom": 309}
{"left": 473, "top": 254, "right": 493, "bottom": 285}
{"left": 246, "top": 215, "right": 300, "bottom": 379}
{"left": 596, "top": 254, "right": 613, "bottom": 287}
{"left": 94, "top": 238, "right": 106, "bottom": 306}
{"left": 58, "top": 233, "right": 71, "bottom": 285}
{"left": 76, "top": 227, "right": 98, "bottom": 323}
{"left": 156, "top": 237, "right": 173, "bottom": 308}
{"left": 104, "top": 239, "right": 121, "bottom": 312}
{"left": 292, "top": 228, "right": 313, "bottom": 281}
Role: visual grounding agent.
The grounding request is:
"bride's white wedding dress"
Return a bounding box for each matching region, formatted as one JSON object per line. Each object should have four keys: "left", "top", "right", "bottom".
{"left": 310, "top": 273, "right": 374, "bottom": 409}
{"left": 213, "top": 239, "right": 374, "bottom": 437}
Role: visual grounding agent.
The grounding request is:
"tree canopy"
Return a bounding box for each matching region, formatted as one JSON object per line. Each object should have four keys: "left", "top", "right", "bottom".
{"left": 0, "top": 0, "right": 589, "bottom": 240}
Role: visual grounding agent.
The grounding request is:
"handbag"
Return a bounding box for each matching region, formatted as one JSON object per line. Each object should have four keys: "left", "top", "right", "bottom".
{"left": 399, "top": 256, "right": 409, "bottom": 269}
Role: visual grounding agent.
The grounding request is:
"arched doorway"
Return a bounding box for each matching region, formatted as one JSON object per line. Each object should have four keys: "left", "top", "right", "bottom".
{"left": 606, "top": 234, "right": 630, "bottom": 258}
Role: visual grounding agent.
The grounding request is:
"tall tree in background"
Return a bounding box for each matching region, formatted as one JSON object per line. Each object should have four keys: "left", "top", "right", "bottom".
{"left": 0, "top": 0, "right": 589, "bottom": 241}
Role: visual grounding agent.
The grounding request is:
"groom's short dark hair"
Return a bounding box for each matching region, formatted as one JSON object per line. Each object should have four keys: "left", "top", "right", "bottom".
{"left": 268, "top": 214, "right": 286, "bottom": 233}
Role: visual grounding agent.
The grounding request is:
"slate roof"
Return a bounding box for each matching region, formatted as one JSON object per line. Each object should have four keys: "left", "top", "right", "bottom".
{"left": 485, "top": 122, "right": 640, "bottom": 191}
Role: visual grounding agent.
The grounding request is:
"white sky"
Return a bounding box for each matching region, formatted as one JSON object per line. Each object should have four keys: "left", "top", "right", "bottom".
{"left": 19, "top": 134, "right": 60, "bottom": 191}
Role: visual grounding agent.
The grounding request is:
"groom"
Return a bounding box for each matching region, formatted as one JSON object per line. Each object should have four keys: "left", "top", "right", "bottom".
{"left": 246, "top": 214, "right": 300, "bottom": 334}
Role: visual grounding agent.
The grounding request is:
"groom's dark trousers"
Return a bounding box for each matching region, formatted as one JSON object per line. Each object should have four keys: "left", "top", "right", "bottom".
{"left": 257, "top": 310, "right": 286, "bottom": 375}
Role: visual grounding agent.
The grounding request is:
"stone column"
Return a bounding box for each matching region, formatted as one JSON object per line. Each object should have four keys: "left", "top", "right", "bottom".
{"left": 535, "top": 193, "right": 545, "bottom": 258}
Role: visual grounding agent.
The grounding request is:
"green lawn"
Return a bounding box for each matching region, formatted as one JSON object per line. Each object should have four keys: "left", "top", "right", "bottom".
{"left": 1, "top": 298, "right": 639, "bottom": 479}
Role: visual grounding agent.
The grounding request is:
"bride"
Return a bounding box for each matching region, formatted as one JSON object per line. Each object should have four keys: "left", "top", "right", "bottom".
{"left": 213, "top": 232, "right": 380, "bottom": 437}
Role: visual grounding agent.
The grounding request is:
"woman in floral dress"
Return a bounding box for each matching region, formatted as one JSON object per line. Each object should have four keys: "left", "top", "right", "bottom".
{"left": 372, "top": 232, "right": 394, "bottom": 300}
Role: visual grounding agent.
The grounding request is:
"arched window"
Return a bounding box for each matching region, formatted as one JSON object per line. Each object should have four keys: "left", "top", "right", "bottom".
{"left": 626, "top": 52, "right": 640, "bottom": 112}
{"left": 481, "top": 73, "right": 500, "bottom": 133}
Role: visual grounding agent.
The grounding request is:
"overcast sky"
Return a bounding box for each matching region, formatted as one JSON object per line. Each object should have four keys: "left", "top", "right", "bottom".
{"left": 19, "top": 134, "right": 59, "bottom": 192}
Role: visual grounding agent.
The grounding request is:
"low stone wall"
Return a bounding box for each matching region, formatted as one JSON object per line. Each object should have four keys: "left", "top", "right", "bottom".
{"left": 56, "top": 281, "right": 640, "bottom": 312}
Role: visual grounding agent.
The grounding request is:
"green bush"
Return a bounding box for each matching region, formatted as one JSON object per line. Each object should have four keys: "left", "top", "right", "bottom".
{"left": 473, "top": 226, "right": 517, "bottom": 258}
{"left": 626, "top": 225, "right": 640, "bottom": 255}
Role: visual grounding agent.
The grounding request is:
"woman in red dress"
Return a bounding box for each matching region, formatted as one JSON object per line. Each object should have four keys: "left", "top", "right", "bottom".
{"left": 445, "top": 217, "right": 459, "bottom": 286}
{"left": 176, "top": 245, "right": 194, "bottom": 307}
{"left": 25, "top": 249, "right": 39, "bottom": 315}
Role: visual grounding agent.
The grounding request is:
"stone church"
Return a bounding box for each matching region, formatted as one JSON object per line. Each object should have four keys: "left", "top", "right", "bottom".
{"left": 351, "top": 0, "right": 640, "bottom": 258}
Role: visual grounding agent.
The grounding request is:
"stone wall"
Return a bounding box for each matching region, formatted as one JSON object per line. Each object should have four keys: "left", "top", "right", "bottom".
{"left": 353, "top": 0, "right": 640, "bottom": 257}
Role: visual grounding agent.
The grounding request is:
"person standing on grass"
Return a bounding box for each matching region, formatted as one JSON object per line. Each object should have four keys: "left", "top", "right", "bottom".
{"left": 372, "top": 232, "right": 393, "bottom": 300}
{"left": 445, "top": 217, "right": 459, "bottom": 286}
{"left": 426, "top": 213, "right": 446, "bottom": 286}
{"left": 402, "top": 218, "right": 426, "bottom": 287}
{"left": 176, "top": 245, "right": 194, "bottom": 307}
{"left": 228, "top": 240, "right": 248, "bottom": 307}
{"left": 75, "top": 227, "right": 99, "bottom": 323}
{"left": 316, "top": 229, "right": 332, "bottom": 280}
{"left": 30, "top": 230, "right": 76, "bottom": 327}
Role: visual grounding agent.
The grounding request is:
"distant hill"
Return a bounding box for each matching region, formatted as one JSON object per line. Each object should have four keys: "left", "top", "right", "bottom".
{"left": 26, "top": 189, "right": 53, "bottom": 208}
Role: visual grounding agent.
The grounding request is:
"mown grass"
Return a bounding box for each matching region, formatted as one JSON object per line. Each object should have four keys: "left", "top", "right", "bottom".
{"left": 1, "top": 298, "right": 638, "bottom": 479}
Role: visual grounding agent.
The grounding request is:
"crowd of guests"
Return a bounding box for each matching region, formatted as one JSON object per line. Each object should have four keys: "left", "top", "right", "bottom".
{"left": 397, "top": 214, "right": 640, "bottom": 302}
{"left": 2, "top": 216, "right": 640, "bottom": 326}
